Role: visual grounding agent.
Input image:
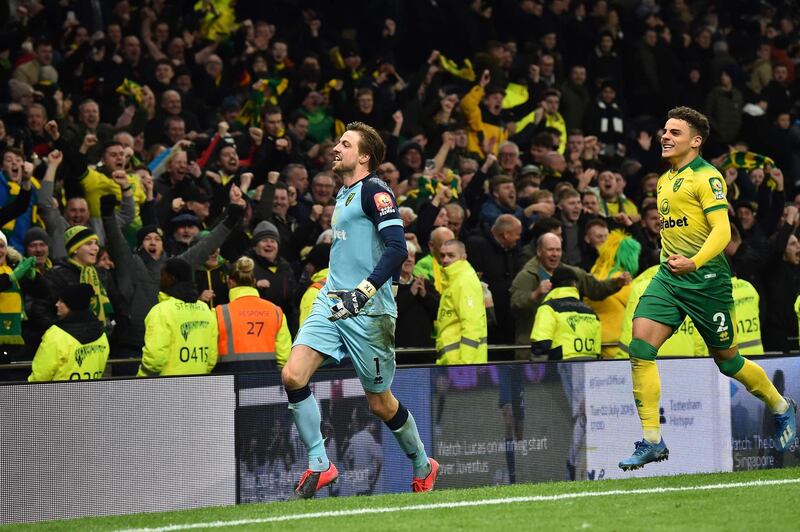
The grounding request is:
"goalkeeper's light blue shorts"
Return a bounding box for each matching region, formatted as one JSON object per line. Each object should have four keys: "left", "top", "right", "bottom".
{"left": 293, "top": 295, "right": 396, "bottom": 393}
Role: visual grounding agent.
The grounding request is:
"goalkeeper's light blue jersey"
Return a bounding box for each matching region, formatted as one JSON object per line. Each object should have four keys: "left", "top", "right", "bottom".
{"left": 323, "top": 174, "right": 403, "bottom": 317}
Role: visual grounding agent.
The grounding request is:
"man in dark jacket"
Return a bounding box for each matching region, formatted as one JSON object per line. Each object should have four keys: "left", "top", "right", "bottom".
{"left": 101, "top": 188, "right": 245, "bottom": 367}
{"left": 248, "top": 220, "right": 298, "bottom": 334}
{"left": 510, "top": 232, "right": 629, "bottom": 359}
{"left": 465, "top": 214, "right": 523, "bottom": 346}
{"left": 760, "top": 207, "right": 800, "bottom": 351}
{"left": 395, "top": 241, "right": 439, "bottom": 359}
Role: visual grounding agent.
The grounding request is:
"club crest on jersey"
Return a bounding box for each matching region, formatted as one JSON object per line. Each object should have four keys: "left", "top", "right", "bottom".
{"left": 345, "top": 192, "right": 356, "bottom": 206}
{"left": 672, "top": 178, "right": 684, "bottom": 192}
{"left": 709, "top": 177, "right": 725, "bottom": 200}
{"left": 373, "top": 192, "right": 395, "bottom": 215}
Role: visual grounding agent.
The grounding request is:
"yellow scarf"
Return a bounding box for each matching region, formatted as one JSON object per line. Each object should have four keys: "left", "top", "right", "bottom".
{"left": 68, "top": 259, "right": 111, "bottom": 325}
{"left": 0, "top": 263, "right": 23, "bottom": 344}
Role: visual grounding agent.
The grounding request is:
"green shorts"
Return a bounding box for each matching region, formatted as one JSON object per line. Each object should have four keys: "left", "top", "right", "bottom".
{"left": 633, "top": 269, "right": 736, "bottom": 350}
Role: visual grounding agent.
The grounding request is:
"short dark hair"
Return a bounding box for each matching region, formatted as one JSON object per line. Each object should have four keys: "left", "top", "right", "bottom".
{"left": 102, "top": 141, "right": 124, "bottom": 155}
{"left": 2, "top": 147, "right": 23, "bottom": 159}
{"left": 288, "top": 111, "right": 307, "bottom": 125}
{"left": 530, "top": 217, "right": 563, "bottom": 242}
{"left": 164, "top": 115, "right": 184, "bottom": 127}
{"left": 490, "top": 174, "right": 514, "bottom": 194}
{"left": 263, "top": 105, "right": 282, "bottom": 117}
{"left": 667, "top": 106, "right": 710, "bottom": 145}
{"left": 641, "top": 203, "right": 659, "bottom": 218}
{"left": 346, "top": 122, "right": 385, "bottom": 171}
{"left": 584, "top": 217, "right": 608, "bottom": 233}
{"left": 532, "top": 132, "right": 554, "bottom": 148}
{"left": 551, "top": 266, "right": 578, "bottom": 288}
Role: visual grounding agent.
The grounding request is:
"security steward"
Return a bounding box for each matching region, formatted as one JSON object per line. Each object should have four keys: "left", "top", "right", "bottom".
{"left": 298, "top": 243, "right": 330, "bottom": 327}
{"left": 138, "top": 258, "right": 218, "bottom": 376}
{"left": 29, "top": 283, "right": 110, "bottom": 381}
{"left": 215, "top": 256, "right": 291, "bottom": 373}
{"left": 531, "top": 266, "right": 601, "bottom": 360}
{"left": 435, "top": 239, "right": 488, "bottom": 365}
{"left": 732, "top": 276, "right": 763, "bottom": 356}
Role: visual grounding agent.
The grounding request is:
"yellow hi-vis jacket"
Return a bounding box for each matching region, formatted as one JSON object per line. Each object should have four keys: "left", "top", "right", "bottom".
{"left": 138, "top": 292, "right": 218, "bottom": 376}
{"left": 435, "top": 259, "right": 487, "bottom": 365}
{"left": 503, "top": 83, "right": 567, "bottom": 152}
{"left": 586, "top": 280, "right": 631, "bottom": 359}
{"left": 732, "top": 276, "right": 763, "bottom": 355}
{"left": 795, "top": 295, "right": 800, "bottom": 351}
{"left": 299, "top": 268, "right": 329, "bottom": 327}
{"left": 28, "top": 323, "right": 109, "bottom": 381}
{"left": 619, "top": 265, "right": 707, "bottom": 357}
{"left": 531, "top": 286, "right": 601, "bottom": 359}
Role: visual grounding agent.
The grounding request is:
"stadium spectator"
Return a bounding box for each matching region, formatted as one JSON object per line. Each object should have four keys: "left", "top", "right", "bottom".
{"left": 137, "top": 258, "right": 217, "bottom": 377}
{"left": 298, "top": 243, "right": 330, "bottom": 328}
{"left": 586, "top": 231, "right": 640, "bottom": 359}
{"left": 28, "top": 283, "right": 109, "bottom": 382}
{"left": 248, "top": 220, "right": 298, "bottom": 334}
{"left": 530, "top": 266, "right": 601, "bottom": 361}
{"left": 215, "top": 256, "right": 291, "bottom": 373}
{"left": 511, "top": 232, "right": 626, "bottom": 358}
{"left": 31, "top": 225, "right": 113, "bottom": 341}
{"left": 23, "top": 226, "right": 50, "bottom": 275}
{"left": 465, "top": 214, "right": 523, "bottom": 345}
{"left": 413, "top": 226, "right": 454, "bottom": 294}
{"left": 395, "top": 241, "right": 439, "bottom": 355}
{"left": 100, "top": 188, "right": 244, "bottom": 362}
{"left": 435, "top": 239, "right": 487, "bottom": 365}
{"left": 761, "top": 206, "right": 800, "bottom": 352}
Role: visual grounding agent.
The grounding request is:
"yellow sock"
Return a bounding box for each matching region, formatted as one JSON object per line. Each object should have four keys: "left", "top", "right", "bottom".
{"left": 631, "top": 357, "right": 661, "bottom": 443}
{"left": 732, "top": 359, "right": 788, "bottom": 414}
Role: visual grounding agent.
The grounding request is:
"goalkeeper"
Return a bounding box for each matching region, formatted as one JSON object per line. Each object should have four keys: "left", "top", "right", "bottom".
{"left": 282, "top": 122, "right": 438, "bottom": 499}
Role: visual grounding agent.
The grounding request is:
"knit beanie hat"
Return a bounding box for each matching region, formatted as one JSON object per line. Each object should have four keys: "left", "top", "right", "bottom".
{"left": 136, "top": 225, "right": 164, "bottom": 249}
{"left": 251, "top": 221, "right": 280, "bottom": 245}
{"left": 23, "top": 227, "right": 50, "bottom": 249}
{"left": 306, "top": 243, "right": 331, "bottom": 270}
{"left": 57, "top": 283, "right": 94, "bottom": 312}
{"left": 65, "top": 225, "right": 98, "bottom": 256}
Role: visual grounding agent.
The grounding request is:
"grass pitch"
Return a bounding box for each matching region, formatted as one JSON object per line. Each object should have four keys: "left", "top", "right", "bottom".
{"left": 5, "top": 467, "right": 799, "bottom": 531}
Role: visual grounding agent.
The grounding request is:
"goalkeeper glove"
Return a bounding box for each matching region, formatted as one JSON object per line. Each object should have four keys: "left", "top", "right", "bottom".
{"left": 328, "top": 280, "right": 376, "bottom": 321}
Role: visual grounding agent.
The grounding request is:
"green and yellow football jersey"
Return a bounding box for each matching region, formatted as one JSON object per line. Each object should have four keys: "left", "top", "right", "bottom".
{"left": 656, "top": 156, "right": 731, "bottom": 288}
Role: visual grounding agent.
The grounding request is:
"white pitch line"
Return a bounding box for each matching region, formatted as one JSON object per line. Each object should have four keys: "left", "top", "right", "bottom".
{"left": 116, "top": 478, "right": 800, "bottom": 532}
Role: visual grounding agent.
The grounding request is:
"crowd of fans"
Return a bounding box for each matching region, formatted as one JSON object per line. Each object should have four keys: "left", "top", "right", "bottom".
{"left": 1, "top": 0, "right": 800, "bottom": 379}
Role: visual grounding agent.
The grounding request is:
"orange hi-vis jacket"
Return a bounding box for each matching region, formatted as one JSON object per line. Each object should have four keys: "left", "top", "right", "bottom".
{"left": 215, "top": 286, "right": 291, "bottom": 367}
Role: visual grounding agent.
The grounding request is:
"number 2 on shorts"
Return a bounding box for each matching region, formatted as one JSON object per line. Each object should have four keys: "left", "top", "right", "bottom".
{"left": 713, "top": 312, "right": 728, "bottom": 333}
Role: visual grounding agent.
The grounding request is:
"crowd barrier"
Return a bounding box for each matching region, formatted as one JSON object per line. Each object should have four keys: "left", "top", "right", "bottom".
{"left": 2, "top": 355, "right": 799, "bottom": 524}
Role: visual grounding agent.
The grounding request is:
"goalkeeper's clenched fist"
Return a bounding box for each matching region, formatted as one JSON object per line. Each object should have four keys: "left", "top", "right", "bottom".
{"left": 327, "top": 280, "right": 376, "bottom": 321}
